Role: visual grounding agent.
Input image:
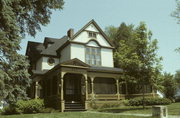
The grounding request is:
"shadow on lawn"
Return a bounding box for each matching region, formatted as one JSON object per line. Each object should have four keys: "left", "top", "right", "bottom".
{"left": 98, "top": 107, "right": 150, "bottom": 113}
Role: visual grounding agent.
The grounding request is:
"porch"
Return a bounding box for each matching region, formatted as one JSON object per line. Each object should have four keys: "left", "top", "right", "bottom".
{"left": 32, "top": 58, "right": 155, "bottom": 112}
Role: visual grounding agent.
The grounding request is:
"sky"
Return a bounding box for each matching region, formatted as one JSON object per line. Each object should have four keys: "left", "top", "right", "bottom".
{"left": 19, "top": 0, "right": 180, "bottom": 74}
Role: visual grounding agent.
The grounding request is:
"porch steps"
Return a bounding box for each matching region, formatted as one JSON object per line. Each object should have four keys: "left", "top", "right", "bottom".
{"left": 65, "top": 102, "right": 86, "bottom": 112}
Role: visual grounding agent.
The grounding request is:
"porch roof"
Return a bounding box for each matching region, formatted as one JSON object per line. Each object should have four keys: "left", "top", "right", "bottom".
{"left": 88, "top": 66, "right": 123, "bottom": 73}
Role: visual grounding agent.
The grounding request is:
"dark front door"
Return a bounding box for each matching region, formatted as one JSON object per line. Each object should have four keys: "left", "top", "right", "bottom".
{"left": 64, "top": 74, "right": 81, "bottom": 102}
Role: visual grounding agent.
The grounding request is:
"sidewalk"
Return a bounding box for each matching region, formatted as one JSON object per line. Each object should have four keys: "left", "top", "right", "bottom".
{"left": 86, "top": 111, "right": 180, "bottom": 118}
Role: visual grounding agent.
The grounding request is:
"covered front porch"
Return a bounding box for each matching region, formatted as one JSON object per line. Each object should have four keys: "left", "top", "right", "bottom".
{"left": 32, "top": 58, "right": 155, "bottom": 112}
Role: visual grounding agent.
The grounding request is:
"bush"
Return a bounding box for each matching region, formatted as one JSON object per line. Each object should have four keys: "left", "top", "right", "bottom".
{"left": 100, "top": 103, "right": 122, "bottom": 109}
{"left": 40, "top": 108, "right": 57, "bottom": 113}
{"left": 122, "top": 100, "right": 129, "bottom": 106}
{"left": 128, "top": 97, "right": 172, "bottom": 106}
{"left": 89, "top": 101, "right": 99, "bottom": 109}
{"left": 1, "top": 106, "right": 18, "bottom": 115}
{"left": 2, "top": 99, "right": 44, "bottom": 115}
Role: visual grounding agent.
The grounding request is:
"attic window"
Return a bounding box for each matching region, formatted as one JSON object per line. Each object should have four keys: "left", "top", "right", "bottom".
{"left": 88, "top": 32, "right": 96, "bottom": 38}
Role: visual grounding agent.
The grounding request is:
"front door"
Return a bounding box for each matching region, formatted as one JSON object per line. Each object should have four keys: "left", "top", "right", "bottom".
{"left": 64, "top": 74, "right": 81, "bottom": 102}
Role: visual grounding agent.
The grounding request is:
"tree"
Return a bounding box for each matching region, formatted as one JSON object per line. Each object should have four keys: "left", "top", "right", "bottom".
{"left": 162, "top": 72, "right": 177, "bottom": 100}
{"left": 0, "top": 0, "right": 64, "bottom": 104}
{"left": 105, "top": 22, "right": 162, "bottom": 108}
{"left": 172, "top": 0, "right": 180, "bottom": 24}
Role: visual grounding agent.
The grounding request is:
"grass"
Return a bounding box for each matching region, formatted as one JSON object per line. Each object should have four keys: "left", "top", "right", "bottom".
{"left": 0, "top": 112, "right": 152, "bottom": 118}
{"left": 1, "top": 102, "right": 180, "bottom": 118}
{"left": 98, "top": 102, "right": 180, "bottom": 115}
{"left": 167, "top": 102, "right": 180, "bottom": 115}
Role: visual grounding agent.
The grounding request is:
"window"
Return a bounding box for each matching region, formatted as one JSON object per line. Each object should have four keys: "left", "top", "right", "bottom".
{"left": 47, "top": 57, "right": 55, "bottom": 66}
{"left": 85, "top": 47, "right": 101, "bottom": 66}
{"left": 88, "top": 32, "right": 96, "bottom": 38}
{"left": 94, "top": 78, "right": 116, "bottom": 94}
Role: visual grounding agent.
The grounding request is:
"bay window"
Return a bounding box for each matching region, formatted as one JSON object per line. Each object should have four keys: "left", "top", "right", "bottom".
{"left": 85, "top": 47, "right": 101, "bottom": 66}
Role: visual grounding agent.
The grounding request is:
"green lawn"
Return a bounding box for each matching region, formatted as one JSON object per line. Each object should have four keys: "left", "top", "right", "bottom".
{"left": 0, "top": 112, "right": 151, "bottom": 118}
{"left": 1, "top": 102, "right": 180, "bottom": 118}
{"left": 98, "top": 102, "right": 180, "bottom": 115}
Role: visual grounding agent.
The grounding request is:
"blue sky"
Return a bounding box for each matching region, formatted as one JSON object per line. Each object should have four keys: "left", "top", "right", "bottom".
{"left": 19, "top": 0, "right": 180, "bottom": 74}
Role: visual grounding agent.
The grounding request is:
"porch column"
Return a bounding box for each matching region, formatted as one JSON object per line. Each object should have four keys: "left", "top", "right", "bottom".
{"left": 116, "top": 79, "right": 120, "bottom": 100}
{"left": 60, "top": 72, "right": 65, "bottom": 112}
{"left": 90, "top": 77, "right": 94, "bottom": 99}
{"left": 60, "top": 78, "right": 64, "bottom": 100}
{"left": 84, "top": 74, "right": 88, "bottom": 100}
{"left": 84, "top": 74, "right": 88, "bottom": 109}
{"left": 35, "top": 81, "right": 39, "bottom": 99}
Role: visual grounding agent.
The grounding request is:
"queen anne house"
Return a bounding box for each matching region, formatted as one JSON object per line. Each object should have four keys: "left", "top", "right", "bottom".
{"left": 26, "top": 20, "right": 154, "bottom": 112}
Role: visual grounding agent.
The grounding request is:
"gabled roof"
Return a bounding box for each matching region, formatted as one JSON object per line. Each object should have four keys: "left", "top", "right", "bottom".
{"left": 60, "top": 58, "right": 90, "bottom": 68}
{"left": 70, "top": 19, "right": 114, "bottom": 47}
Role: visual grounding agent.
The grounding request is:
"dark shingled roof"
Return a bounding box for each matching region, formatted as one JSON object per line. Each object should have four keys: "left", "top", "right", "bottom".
{"left": 26, "top": 36, "right": 68, "bottom": 63}
{"left": 26, "top": 42, "right": 45, "bottom": 62}
{"left": 40, "top": 58, "right": 123, "bottom": 76}
{"left": 41, "top": 36, "right": 68, "bottom": 56}
{"left": 88, "top": 66, "right": 123, "bottom": 73}
{"left": 44, "top": 37, "right": 59, "bottom": 43}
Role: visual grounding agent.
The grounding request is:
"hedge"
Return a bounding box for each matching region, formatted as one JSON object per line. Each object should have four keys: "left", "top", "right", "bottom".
{"left": 128, "top": 97, "right": 172, "bottom": 106}
{"left": 2, "top": 99, "right": 44, "bottom": 115}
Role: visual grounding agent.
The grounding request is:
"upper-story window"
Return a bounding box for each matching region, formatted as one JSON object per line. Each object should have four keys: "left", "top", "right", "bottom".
{"left": 88, "top": 32, "right": 97, "bottom": 38}
{"left": 85, "top": 47, "right": 101, "bottom": 66}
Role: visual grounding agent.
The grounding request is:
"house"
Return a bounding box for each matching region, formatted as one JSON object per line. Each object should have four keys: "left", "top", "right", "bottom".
{"left": 0, "top": 100, "right": 8, "bottom": 110}
{"left": 26, "top": 20, "right": 154, "bottom": 112}
{"left": 175, "top": 85, "right": 180, "bottom": 100}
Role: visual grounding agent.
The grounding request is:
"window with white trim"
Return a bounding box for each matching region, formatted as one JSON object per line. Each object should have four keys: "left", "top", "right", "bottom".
{"left": 88, "top": 32, "right": 97, "bottom": 38}
{"left": 85, "top": 47, "right": 101, "bottom": 66}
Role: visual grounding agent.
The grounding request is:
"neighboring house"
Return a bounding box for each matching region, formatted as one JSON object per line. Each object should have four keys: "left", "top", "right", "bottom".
{"left": 156, "top": 91, "right": 164, "bottom": 98}
{"left": 26, "top": 20, "right": 154, "bottom": 112}
{"left": 0, "top": 100, "right": 8, "bottom": 110}
{"left": 175, "top": 85, "right": 180, "bottom": 99}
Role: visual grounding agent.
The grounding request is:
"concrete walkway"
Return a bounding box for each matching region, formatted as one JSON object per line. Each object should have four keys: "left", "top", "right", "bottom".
{"left": 85, "top": 111, "right": 180, "bottom": 118}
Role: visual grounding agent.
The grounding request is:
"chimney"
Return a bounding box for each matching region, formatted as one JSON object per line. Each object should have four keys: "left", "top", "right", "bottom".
{"left": 67, "top": 29, "right": 74, "bottom": 38}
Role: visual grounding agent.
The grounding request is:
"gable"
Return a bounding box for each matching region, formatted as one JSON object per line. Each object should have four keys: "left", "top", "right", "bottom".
{"left": 71, "top": 20, "right": 113, "bottom": 48}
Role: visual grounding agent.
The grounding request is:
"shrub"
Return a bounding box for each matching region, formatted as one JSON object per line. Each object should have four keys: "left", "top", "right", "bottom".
{"left": 2, "top": 99, "right": 44, "bottom": 115}
{"left": 16, "top": 99, "right": 44, "bottom": 114}
{"left": 89, "top": 101, "right": 99, "bottom": 109}
{"left": 40, "top": 108, "right": 57, "bottom": 113}
{"left": 1, "top": 105, "right": 19, "bottom": 115}
{"left": 122, "top": 100, "right": 129, "bottom": 106}
{"left": 128, "top": 97, "right": 172, "bottom": 106}
{"left": 100, "top": 103, "right": 121, "bottom": 109}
